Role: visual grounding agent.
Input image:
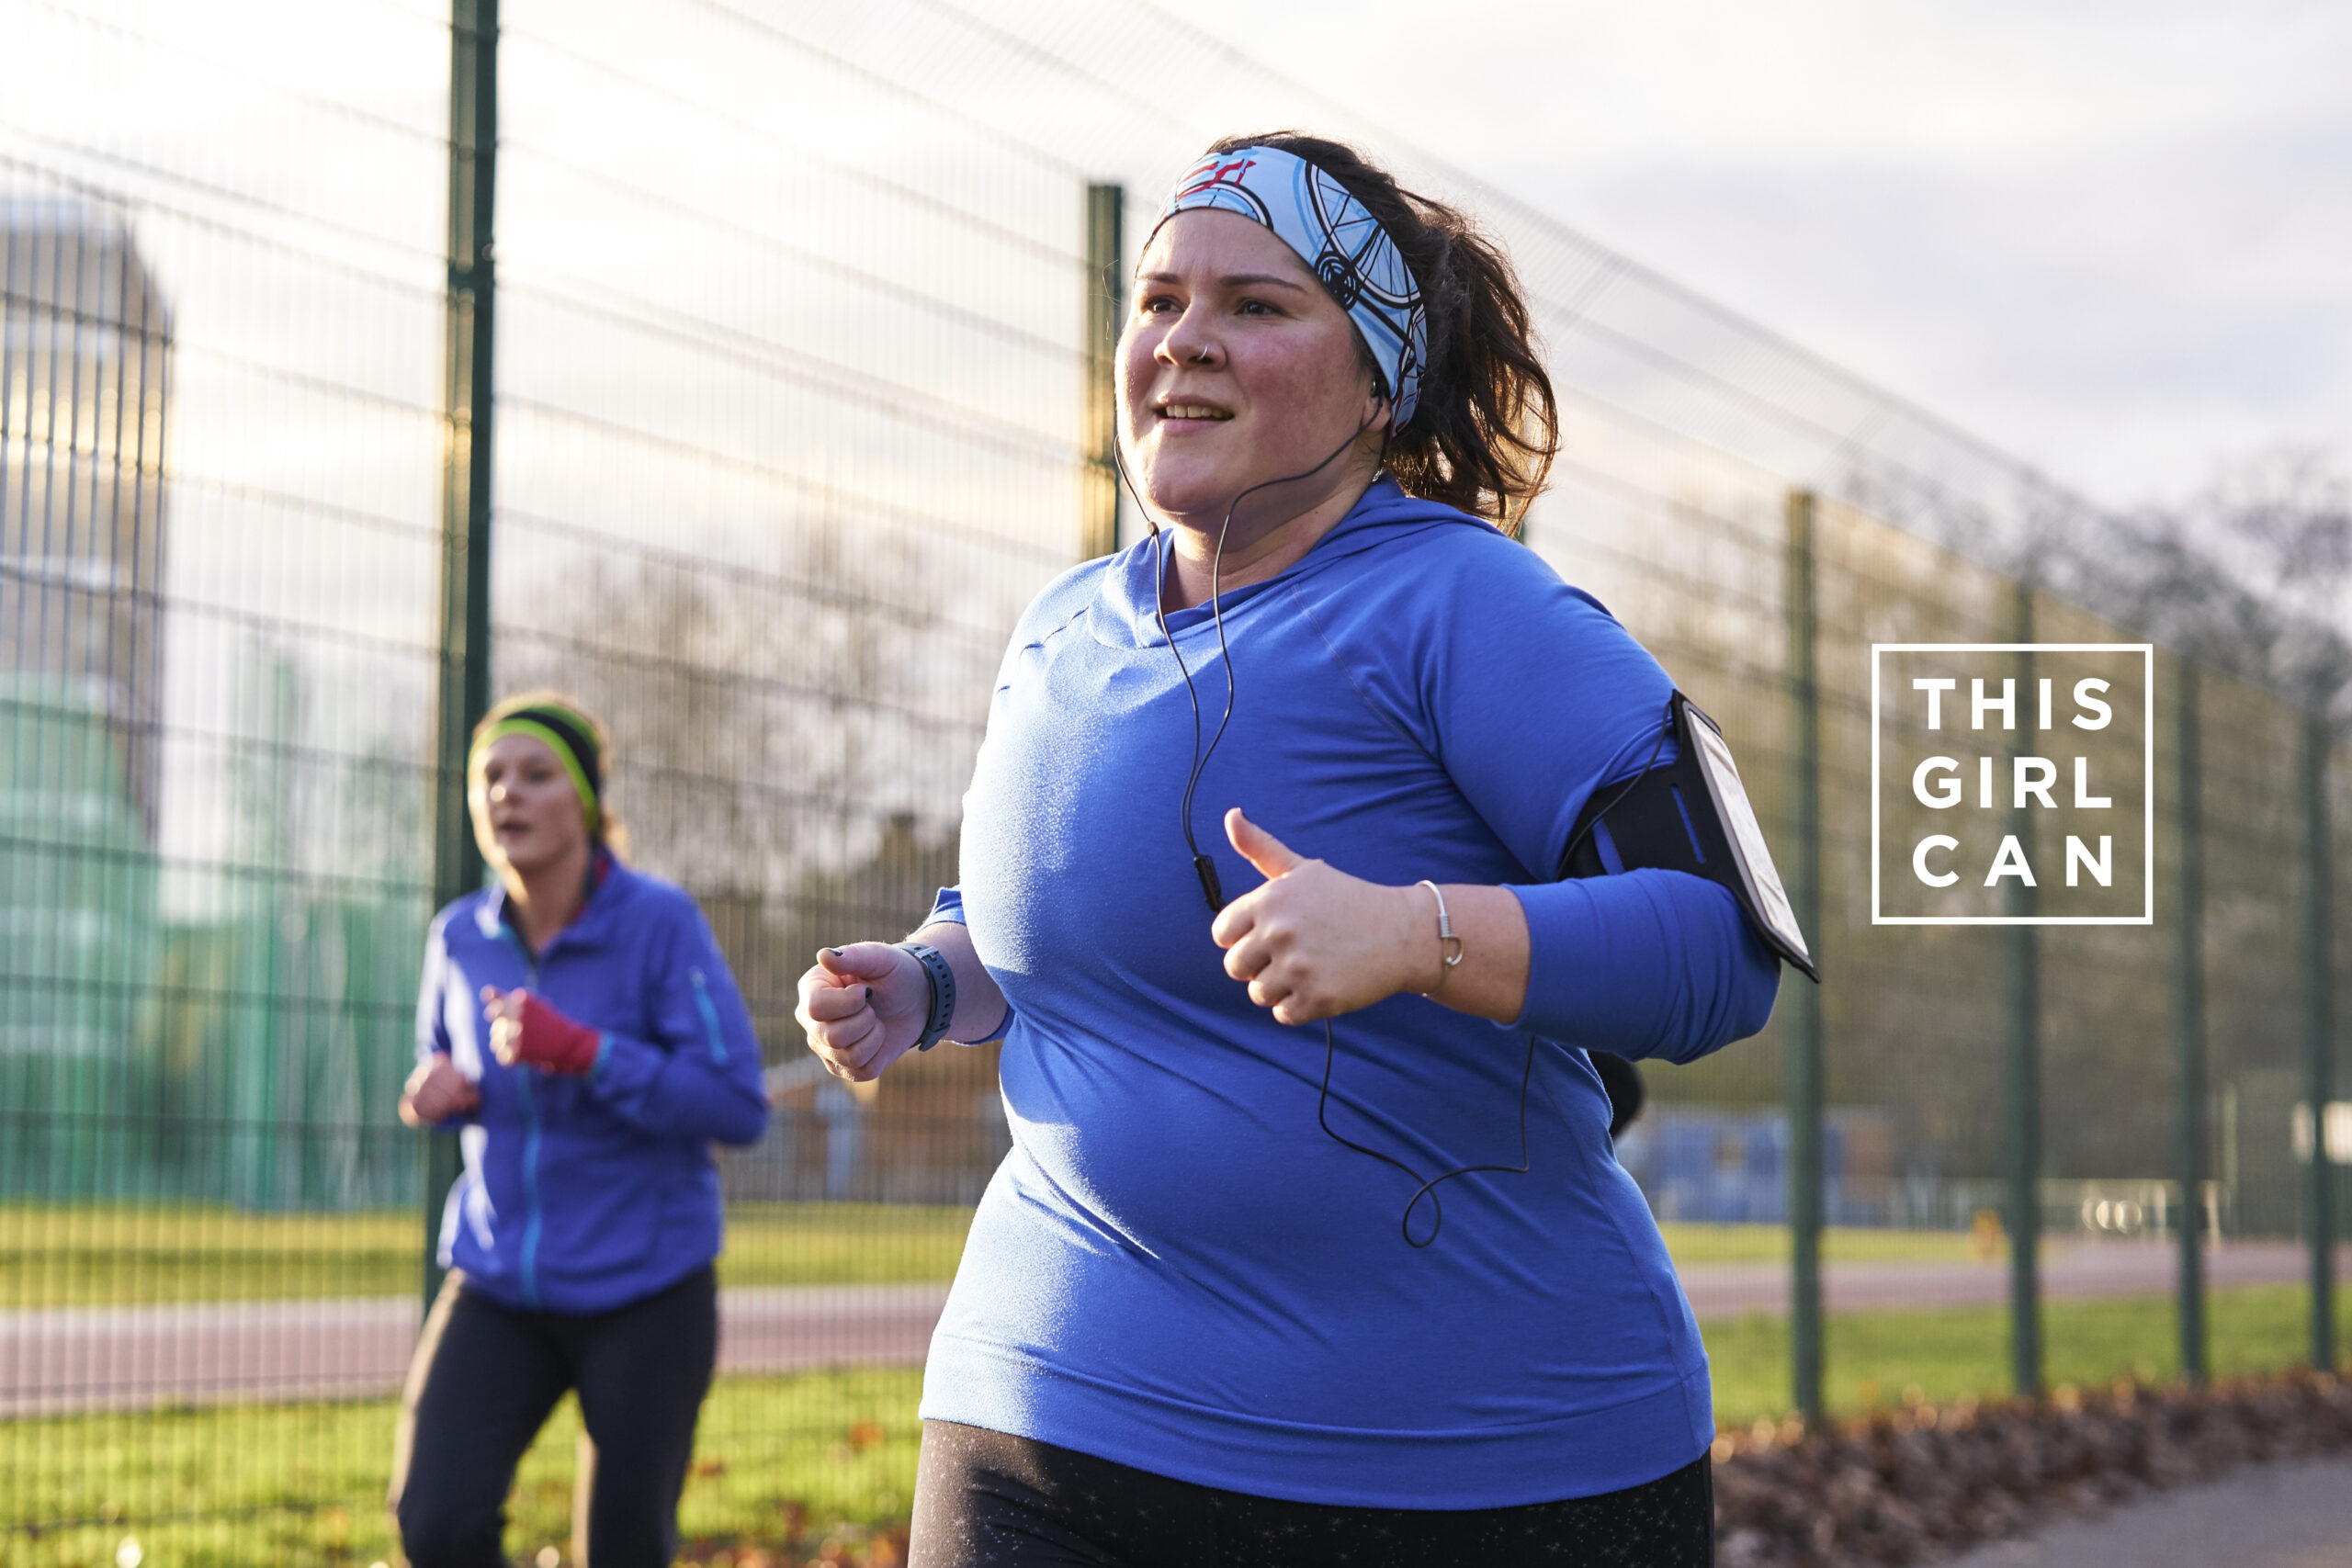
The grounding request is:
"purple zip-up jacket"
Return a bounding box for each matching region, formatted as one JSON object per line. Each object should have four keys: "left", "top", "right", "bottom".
{"left": 415, "top": 858, "right": 770, "bottom": 1314}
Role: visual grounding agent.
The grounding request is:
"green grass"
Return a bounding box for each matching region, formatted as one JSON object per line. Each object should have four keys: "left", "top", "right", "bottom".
{"left": 8, "top": 1288, "right": 2348, "bottom": 1567}
{"left": 0, "top": 1368, "right": 923, "bottom": 1568}
{"left": 1707, "top": 1283, "right": 2352, "bottom": 1427}
{"left": 720, "top": 1203, "right": 974, "bottom": 1288}
{"left": 1655, "top": 1222, "right": 1983, "bottom": 1266}
{"left": 3, "top": 1204, "right": 1977, "bottom": 1309}
{"left": 0, "top": 1203, "right": 975, "bottom": 1308}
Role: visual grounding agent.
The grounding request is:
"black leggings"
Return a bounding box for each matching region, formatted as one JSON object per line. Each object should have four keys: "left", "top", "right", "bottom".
{"left": 910, "top": 1420, "right": 1714, "bottom": 1568}
{"left": 390, "top": 1267, "right": 718, "bottom": 1568}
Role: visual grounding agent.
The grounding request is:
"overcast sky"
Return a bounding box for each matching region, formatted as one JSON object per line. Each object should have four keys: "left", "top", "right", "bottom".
{"left": 14, "top": 0, "right": 2345, "bottom": 520}
{"left": 1216, "top": 0, "right": 2350, "bottom": 511}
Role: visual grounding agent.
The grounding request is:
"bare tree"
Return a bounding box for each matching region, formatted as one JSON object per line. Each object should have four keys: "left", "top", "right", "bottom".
{"left": 2059, "top": 444, "right": 2352, "bottom": 718}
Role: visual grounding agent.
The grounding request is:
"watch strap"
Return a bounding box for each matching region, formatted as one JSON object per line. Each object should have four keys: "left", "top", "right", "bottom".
{"left": 896, "top": 941, "right": 956, "bottom": 1052}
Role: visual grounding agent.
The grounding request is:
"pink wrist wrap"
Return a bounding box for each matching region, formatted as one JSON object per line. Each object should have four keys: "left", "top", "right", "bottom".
{"left": 514, "top": 992, "right": 601, "bottom": 1076}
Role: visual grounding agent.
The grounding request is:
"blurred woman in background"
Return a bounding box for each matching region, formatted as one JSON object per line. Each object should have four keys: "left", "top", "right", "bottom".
{"left": 392, "top": 691, "right": 770, "bottom": 1568}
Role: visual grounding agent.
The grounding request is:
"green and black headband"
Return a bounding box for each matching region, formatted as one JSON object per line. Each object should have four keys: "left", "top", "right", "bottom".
{"left": 469, "top": 699, "right": 603, "bottom": 830}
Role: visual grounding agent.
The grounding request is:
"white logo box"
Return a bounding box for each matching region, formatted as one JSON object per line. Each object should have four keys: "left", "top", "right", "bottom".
{"left": 1870, "top": 643, "right": 2154, "bottom": 927}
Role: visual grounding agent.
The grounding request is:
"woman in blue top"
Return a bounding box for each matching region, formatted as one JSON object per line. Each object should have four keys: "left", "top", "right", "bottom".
{"left": 392, "top": 691, "right": 770, "bottom": 1568}
{"left": 797, "top": 134, "right": 1781, "bottom": 1566}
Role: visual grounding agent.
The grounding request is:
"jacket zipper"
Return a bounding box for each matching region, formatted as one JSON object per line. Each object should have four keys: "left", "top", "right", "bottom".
{"left": 496, "top": 927, "right": 547, "bottom": 1310}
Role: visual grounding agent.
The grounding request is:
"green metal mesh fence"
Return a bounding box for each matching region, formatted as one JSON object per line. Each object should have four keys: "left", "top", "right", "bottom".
{"left": 2, "top": 0, "right": 2346, "bottom": 1562}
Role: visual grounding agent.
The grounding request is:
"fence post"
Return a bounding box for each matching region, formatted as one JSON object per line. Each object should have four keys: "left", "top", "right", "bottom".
{"left": 2176, "top": 658, "right": 2207, "bottom": 1382}
{"left": 424, "top": 0, "right": 498, "bottom": 1317}
{"left": 1783, "top": 488, "right": 1824, "bottom": 1425}
{"left": 2302, "top": 709, "right": 2336, "bottom": 1370}
{"left": 2004, "top": 583, "right": 2041, "bottom": 1396}
{"left": 1081, "top": 182, "right": 1124, "bottom": 559}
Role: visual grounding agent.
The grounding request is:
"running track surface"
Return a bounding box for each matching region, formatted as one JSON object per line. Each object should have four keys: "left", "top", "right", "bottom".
{"left": 8, "top": 1242, "right": 2347, "bottom": 1417}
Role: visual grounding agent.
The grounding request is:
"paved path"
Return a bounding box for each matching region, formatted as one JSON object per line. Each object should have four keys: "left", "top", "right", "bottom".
{"left": 0, "top": 1282, "right": 952, "bottom": 1417}
{"left": 6, "top": 1242, "right": 2345, "bottom": 1417}
{"left": 1678, "top": 1239, "right": 2349, "bottom": 1319}
{"left": 1945, "top": 1455, "right": 2352, "bottom": 1568}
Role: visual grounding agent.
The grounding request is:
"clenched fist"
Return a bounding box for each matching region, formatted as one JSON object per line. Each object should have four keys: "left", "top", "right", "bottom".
{"left": 795, "top": 943, "right": 931, "bottom": 1082}
{"left": 399, "top": 1055, "right": 480, "bottom": 1127}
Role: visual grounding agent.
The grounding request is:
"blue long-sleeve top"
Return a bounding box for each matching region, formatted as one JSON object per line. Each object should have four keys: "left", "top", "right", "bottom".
{"left": 415, "top": 857, "right": 770, "bottom": 1314}
{"left": 918, "top": 477, "right": 1781, "bottom": 1507}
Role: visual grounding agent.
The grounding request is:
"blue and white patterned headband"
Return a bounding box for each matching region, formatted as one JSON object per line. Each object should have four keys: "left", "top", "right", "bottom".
{"left": 1152, "top": 145, "right": 1428, "bottom": 430}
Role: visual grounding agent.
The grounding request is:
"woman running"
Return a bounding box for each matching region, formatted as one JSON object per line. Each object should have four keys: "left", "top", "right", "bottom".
{"left": 799, "top": 134, "right": 1783, "bottom": 1566}
{"left": 392, "top": 691, "right": 770, "bottom": 1568}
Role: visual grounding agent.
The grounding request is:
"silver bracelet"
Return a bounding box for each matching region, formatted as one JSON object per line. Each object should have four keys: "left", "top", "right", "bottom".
{"left": 895, "top": 941, "right": 956, "bottom": 1052}
{"left": 1416, "top": 880, "right": 1464, "bottom": 996}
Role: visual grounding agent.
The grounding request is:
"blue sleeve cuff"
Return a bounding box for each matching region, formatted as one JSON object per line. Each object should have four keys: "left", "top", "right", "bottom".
{"left": 957, "top": 998, "right": 1016, "bottom": 1046}
{"left": 1506, "top": 872, "right": 1778, "bottom": 1063}
{"left": 1506, "top": 877, "right": 1667, "bottom": 1052}
{"left": 922, "top": 886, "right": 1012, "bottom": 1043}
{"left": 586, "top": 1028, "right": 666, "bottom": 1101}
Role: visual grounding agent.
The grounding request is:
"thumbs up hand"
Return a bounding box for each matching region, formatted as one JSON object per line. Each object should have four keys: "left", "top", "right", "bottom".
{"left": 1210, "top": 808, "right": 1430, "bottom": 1025}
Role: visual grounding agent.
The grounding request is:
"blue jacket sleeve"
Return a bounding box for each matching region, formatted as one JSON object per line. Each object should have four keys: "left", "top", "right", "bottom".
{"left": 1328, "top": 528, "right": 1781, "bottom": 1061}
{"left": 582, "top": 898, "right": 773, "bottom": 1145}
{"left": 415, "top": 913, "right": 453, "bottom": 1061}
{"left": 411, "top": 908, "right": 475, "bottom": 1130}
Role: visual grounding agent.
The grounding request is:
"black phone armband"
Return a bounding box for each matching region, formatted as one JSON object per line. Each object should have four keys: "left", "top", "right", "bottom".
{"left": 1558, "top": 693, "right": 1820, "bottom": 982}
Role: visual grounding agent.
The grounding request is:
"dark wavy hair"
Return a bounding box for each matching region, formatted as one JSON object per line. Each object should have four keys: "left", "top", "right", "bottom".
{"left": 1204, "top": 131, "right": 1559, "bottom": 535}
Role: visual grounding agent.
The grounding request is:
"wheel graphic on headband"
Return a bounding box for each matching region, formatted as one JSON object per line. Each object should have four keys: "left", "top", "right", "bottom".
{"left": 1304, "top": 166, "right": 1417, "bottom": 311}
{"left": 1395, "top": 300, "right": 1426, "bottom": 384}
{"left": 1314, "top": 248, "right": 1363, "bottom": 310}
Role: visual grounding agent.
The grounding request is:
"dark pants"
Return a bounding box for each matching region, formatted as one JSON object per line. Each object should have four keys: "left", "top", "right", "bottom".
{"left": 910, "top": 1420, "right": 1715, "bottom": 1568}
{"left": 390, "top": 1267, "right": 718, "bottom": 1568}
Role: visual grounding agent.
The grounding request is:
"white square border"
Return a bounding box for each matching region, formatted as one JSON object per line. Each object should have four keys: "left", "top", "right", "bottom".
{"left": 1870, "top": 643, "right": 2155, "bottom": 926}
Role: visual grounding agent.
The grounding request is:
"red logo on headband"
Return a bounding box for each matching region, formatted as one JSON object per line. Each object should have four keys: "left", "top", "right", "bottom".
{"left": 1173, "top": 156, "right": 1257, "bottom": 200}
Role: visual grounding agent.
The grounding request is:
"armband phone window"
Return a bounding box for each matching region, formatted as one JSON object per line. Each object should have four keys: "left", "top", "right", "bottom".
{"left": 1559, "top": 693, "right": 1819, "bottom": 983}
